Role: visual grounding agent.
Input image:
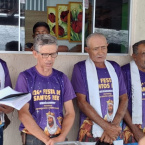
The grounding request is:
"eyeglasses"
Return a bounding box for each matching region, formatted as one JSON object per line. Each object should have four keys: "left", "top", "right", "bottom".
{"left": 37, "top": 51, "right": 58, "bottom": 58}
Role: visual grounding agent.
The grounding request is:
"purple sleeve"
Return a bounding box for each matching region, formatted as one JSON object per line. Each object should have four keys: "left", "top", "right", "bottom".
{"left": 15, "top": 72, "right": 29, "bottom": 93}
{"left": 63, "top": 74, "right": 76, "bottom": 102}
{"left": 71, "top": 64, "right": 86, "bottom": 95}
{"left": 121, "top": 64, "right": 130, "bottom": 94}
{"left": 117, "top": 66, "right": 127, "bottom": 96}
{"left": 3, "top": 62, "right": 12, "bottom": 88}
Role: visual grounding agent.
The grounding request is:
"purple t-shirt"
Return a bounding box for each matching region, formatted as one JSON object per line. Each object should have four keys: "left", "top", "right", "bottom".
{"left": 71, "top": 60, "right": 126, "bottom": 142}
{"left": 0, "top": 59, "right": 12, "bottom": 88}
{"left": 15, "top": 66, "right": 76, "bottom": 135}
{"left": 122, "top": 63, "right": 145, "bottom": 144}
{"left": 0, "top": 59, "right": 12, "bottom": 128}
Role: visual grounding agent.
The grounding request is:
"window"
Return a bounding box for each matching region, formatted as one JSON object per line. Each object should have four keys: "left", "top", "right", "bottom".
{"left": 0, "top": 0, "right": 130, "bottom": 54}
{"left": 94, "top": 0, "right": 130, "bottom": 54}
{"left": 0, "top": 0, "right": 25, "bottom": 51}
{"left": 25, "top": 0, "right": 84, "bottom": 53}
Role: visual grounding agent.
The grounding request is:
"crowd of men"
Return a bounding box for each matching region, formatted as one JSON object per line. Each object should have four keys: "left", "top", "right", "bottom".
{"left": 1, "top": 22, "right": 145, "bottom": 145}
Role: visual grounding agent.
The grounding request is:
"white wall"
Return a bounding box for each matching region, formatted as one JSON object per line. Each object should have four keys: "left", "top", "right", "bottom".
{"left": 3, "top": 54, "right": 131, "bottom": 145}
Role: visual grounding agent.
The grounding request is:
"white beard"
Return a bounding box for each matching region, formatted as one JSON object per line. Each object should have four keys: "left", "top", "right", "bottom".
{"left": 106, "top": 112, "right": 113, "bottom": 122}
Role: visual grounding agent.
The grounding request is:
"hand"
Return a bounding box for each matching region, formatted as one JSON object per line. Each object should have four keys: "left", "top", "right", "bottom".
{"left": 45, "top": 138, "right": 54, "bottom": 145}
{"left": 104, "top": 123, "right": 121, "bottom": 140}
{"left": 52, "top": 134, "right": 65, "bottom": 143}
{"left": 139, "top": 136, "right": 145, "bottom": 145}
{"left": 45, "top": 135, "right": 65, "bottom": 145}
{"left": 133, "top": 125, "right": 145, "bottom": 142}
{"left": 100, "top": 131, "right": 113, "bottom": 144}
{"left": 0, "top": 105, "right": 13, "bottom": 114}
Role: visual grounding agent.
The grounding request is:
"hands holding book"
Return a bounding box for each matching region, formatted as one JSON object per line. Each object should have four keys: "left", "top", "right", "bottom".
{"left": 0, "top": 105, "right": 13, "bottom": 114}
{"left": 0, "top": 86, "right": 31, "bottom": 110}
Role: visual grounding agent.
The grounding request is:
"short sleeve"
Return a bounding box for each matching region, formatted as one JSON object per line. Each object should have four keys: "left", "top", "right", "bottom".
{"left": 71, "top": 63, "right": 87, "bottom": 95}
{"left": 3, "top": 62, "right": 12, "bottom": 88}
{"left": 114, "top": 63, "right": 127, "bottom": 96}
{"left": 63, "top": 74, "right": 76, "bottom": 102}
{"left": 15, "top": 72, "right": 29, "bottom": 93}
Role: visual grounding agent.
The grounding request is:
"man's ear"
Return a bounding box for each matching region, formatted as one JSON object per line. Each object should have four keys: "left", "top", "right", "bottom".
{"left": 33, "top": 50, "right": 37, "bottom": 58}
{"left": 85, "top": 47, "right": 89, "bottom": 52}
{"left": 132, "top": 53, "right": 136, "bottom": 61}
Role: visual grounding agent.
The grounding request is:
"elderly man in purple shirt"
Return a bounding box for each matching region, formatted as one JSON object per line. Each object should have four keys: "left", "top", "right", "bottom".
{"left": 71, "top": 33, "right": 128, "bottom": 145}
{"left": 122, "top": 40, "right": 145, "bottom": 145}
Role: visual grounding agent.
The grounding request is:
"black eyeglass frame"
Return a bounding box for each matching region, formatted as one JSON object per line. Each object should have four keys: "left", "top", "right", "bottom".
{"left": 36, "top": 51, "right": 58, "bottom": 58}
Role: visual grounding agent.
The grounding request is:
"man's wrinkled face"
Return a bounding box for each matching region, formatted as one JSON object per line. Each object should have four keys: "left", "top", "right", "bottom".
{"left": 85, "top": 36, "right": 108, "bottom": 67}
{"left": 133, "top": 44, "right": 145, "bottom": 72}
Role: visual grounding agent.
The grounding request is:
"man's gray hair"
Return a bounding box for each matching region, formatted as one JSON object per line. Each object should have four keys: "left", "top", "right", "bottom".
{"left": 86, "top": 33, "right": 107, "bottom": 48}
{"left": 132, "top": 40, "right": 145, "bottom": 54}
{"left": 33, "top": 34, "right": 58, "bottom": 51}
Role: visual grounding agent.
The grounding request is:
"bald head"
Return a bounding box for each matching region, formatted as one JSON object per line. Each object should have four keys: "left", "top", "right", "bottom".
{"left": 85, "top": 33, "right": 108, "bottom": 67}
{"left": 86, "top": 33, "right": 107, "bottom": 48}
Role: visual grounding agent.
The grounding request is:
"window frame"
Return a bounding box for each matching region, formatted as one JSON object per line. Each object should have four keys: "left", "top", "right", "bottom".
{"left": 0, "top": 0, "right": 132, "bottom": 56}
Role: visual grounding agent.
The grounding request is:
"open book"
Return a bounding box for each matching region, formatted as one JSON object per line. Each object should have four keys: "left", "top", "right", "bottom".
{"left": 0, "top": 86, "right": 31, "bottom": 110}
